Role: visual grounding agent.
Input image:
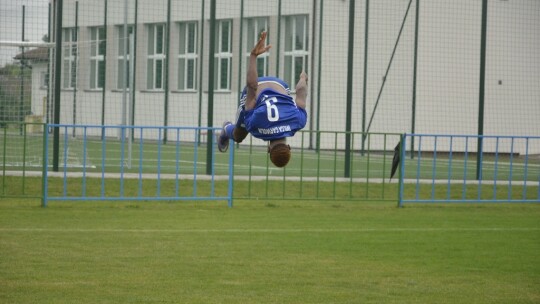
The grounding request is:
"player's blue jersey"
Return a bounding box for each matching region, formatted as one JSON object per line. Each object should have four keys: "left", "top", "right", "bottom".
{"left": 234, "top": 76, "right": 307, "bottom": 141}
{"left": 244, "top": 88, "right": 307, "bottom": 141}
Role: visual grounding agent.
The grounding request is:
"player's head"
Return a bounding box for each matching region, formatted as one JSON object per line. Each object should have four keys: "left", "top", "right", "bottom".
{"left": 268, "top": 142, "right": 291, "bottom": 167}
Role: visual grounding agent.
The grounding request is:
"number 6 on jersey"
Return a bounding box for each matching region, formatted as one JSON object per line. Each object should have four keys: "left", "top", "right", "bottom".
{"left": 265, "top": 97, "right": 280, "bottom": 122}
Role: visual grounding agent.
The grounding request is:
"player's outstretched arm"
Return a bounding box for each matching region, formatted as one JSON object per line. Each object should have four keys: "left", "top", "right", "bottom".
{"left": 295, "top": 71, "right": 308, "bottom": 109}
{"left": 245, "top": 31, "right": 271, "bottom": 110}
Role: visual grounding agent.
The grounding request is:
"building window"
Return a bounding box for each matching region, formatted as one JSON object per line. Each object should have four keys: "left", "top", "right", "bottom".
{"left": 283, "top": 15, "right": 309, "bottom": 90}
{"left": 242, "top": 17, "right": 269, "bottom": 85}
{"left": 178, "top": 22, "right": 198, "bottom": 91}
{"left": 40, "top": 71, "right": 49, "bottom": 89}
{"left": 62, "top": 28, "right": 77, "bottom": 89}
{"left": 214, "top": 20, "right": 232, "bottom": 91}
{"left": 147, "top": 24, "right": 166, "bottom": 90}
{"left": 117, "top": 25, "right": 134, "bottom": 89}
{"left": 90, "top": 27, "right": 106, "bottom": 89}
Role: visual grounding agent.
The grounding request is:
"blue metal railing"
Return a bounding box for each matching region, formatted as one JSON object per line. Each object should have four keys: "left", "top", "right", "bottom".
{"left": 42, "top": 124, "right": 234, "bottom": 207}
{"left": 398, "top": 134, "right": 540, "bottom": 206}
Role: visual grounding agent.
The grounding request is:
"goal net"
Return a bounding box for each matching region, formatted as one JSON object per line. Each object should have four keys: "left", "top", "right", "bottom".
{"left": 1, "top": 39, "right": 92, "bottom": 170}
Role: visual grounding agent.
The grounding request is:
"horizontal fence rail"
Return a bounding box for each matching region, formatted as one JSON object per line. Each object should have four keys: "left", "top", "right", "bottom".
{"left": 398, "top": 134, "right": 540, "bottom": 206}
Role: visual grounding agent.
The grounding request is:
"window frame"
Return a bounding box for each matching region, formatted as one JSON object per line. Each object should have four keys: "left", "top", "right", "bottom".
{"left": 62, "top": 27, "right": 78, "bottom": 89}
{"left": 147, "top": 23, "right": 167, "bottom": 91}
{"left": 214, "top": 19, "right": 233, "bottom": 92}
{"left": 40, "top": 71, "right": 49, "bottom": 89}
{"left": 177, "top": 21, "right": 198, "bottom": 92}
{"left": 241, "top": 17, "right": 269, "bottom": 86}
{"left": 89, "top": 26, "right": 106, "bottom": 90}
{"left": 283, "top": 15, "right": 309, "bottom": 91}
{"left": 117, "top": 24, "right": 134, "bottom": 90}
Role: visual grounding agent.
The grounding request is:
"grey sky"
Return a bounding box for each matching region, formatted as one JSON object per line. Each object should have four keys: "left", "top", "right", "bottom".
{"left": 0, "top": 0, "right": 49, "bottom": 65}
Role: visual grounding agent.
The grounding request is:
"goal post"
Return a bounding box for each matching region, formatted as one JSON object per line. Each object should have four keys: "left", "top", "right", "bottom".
{"left": 0, "top": 41, "right": 55, "bottom": 48}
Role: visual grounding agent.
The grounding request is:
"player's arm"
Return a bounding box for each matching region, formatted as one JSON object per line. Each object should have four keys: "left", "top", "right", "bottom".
{"left": 245, "top": 31, "right": 271, "bottom": 110}
{"left": 295, "top": 71, "right": 308, "bottom": 109}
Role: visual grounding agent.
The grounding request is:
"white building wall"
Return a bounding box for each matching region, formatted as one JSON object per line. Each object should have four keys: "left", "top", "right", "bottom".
{"left": 44, "top": 0, "right": 539, "bottom": 154}
{"left": 415, "top": 1, "right": 482, "bottom": 137}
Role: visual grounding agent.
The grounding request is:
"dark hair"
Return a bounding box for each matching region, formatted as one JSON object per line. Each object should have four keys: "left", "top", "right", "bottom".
{"left": 268, "top": 143, "right": 291, "bottom": 167}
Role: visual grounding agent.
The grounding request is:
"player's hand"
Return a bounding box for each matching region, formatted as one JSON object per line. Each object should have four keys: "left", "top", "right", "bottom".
{"left": 251, "top": 31, "right": 271, "bottom": 57}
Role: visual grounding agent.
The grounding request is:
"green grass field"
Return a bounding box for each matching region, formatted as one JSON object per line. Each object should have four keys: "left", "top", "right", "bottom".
{"left": 2, "top": 129, "right": 539, "bottom": 302}
{"left": 1, "top": 199, "right": 539, "bottom": 303}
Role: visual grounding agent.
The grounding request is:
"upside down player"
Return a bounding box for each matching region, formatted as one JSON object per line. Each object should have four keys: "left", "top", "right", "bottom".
{"left": 217, "top": 31, "right": 308, "bottom": 167}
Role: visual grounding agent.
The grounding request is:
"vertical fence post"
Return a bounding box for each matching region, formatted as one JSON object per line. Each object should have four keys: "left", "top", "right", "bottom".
{"left": 53, "top": 0, "right": 63, "bottom": 172}
{"left": 410, "top": 0, "right": 419, "bottom": 158}
{"left": 163, "top": 0, "right": 171, "bottom": 143}
{"left": 476, "top": 0, "right": 488, "bottom": 180}
{"left": 42, "top": 124, "right": 49, "bottom": 207}
{"left": 130, "top": 0, "right": 139, "bottom": 141}
{"left": 197, "top": 0, "right": 205, "bottom": 143}
{"left": 275, "top": 0, "right": 282, "bottom": 77}
{"left": 315, "top": 0, "right": 324, "bottom": 152}
{"left": 46, "top": 3, "right": 51, "bottom": 124}
{"left": 398, "top": 134, "right": 406, "bottom": 207}
{"left": 2, "top": 127, "right": 7, "bottom": 195}
{"left": 361, "top": 0, "right": 369, "bottom": 156}
{"left": 72, "top": 1, "right": 78, "bottom": 136}
{"left": 121, "top": 0, "right": 129, "bottom": 130}
{"left": 344, "top": 0, "right": 356, "bottom": 178}
{"left": 20, "top": 5, "right": 25, "bottom": 136}
{"left": 236, "top": 0, "right": 244, "bottom": 103}
{"left": 100, "top": 0, "right": 108, "bottom": 139}
{"left": 206, "top": 0, "right": 216, "bottom": 175}
{"left": 309, "top": 0, "right": 317, "bottom": 150}
{"left": 22, "top": 124, "right": 27, "bottom": 194}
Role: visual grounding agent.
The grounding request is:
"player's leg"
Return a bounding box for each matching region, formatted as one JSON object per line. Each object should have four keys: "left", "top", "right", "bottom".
{"left": 218, "top": 100, "right": 249, "bottom": 152}
{"left": 232, "top": 125, "right": 249, "bottom": 142}
{"left": 258, "top": 76, "right": 291, "bottom": 95}
{"left": 294, "top": 71, "right": 308, "bottom": 109}
{"left": 218, "top": 121, "right": 232, "bottom": 153}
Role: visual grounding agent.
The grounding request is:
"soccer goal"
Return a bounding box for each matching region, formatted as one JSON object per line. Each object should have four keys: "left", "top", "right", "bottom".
{"left": 1, "top": 40, "right": 96, "bottom": 170}
{"left": 0, "top": 40, "right": 52, "bottom": 168}
{"left": 1, "top": 40, "right": 55, "bottom": 122}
